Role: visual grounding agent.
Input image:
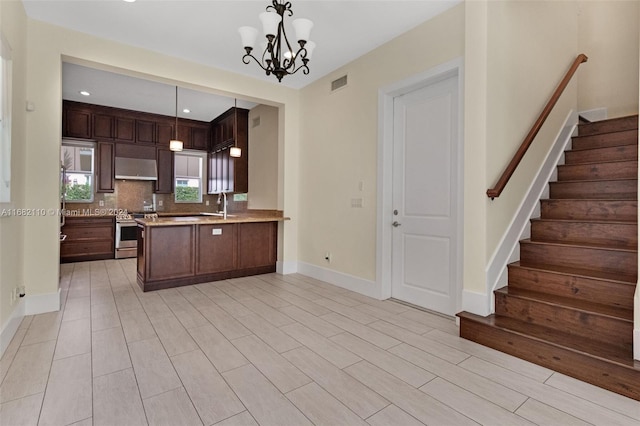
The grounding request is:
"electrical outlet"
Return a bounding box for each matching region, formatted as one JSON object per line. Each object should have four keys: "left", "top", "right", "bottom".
{"left": 324, "top": 252, "right": 331, "bottom": 263}
{"left": 205, "top": 200, "right": 210, "bottom": 206}
{"left": 99, "top": 200, "right": 104, "bottom": 207}
{"left": 158, "top": 200, "right": 163, "bottom": 207}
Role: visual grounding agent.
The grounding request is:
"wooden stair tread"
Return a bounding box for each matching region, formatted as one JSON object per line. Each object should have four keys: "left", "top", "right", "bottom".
{"left": 521, "top": 238, "right": 637, "bottom": 253}
{"left": 509, "top": 261, "right": 637, "bottom": 284}
{"left": 457, "top": 312, "right": 638, "bottom": 368}
{"left": 551, "top": 178, "right": 637, "bottom": 184}
{"left": 577, "top": 115, "right": 639, "bottom": 136}
{"left": 530, "top": 217, "right": 637, "bottom": 225}
{"left": 494, "top": 287, "right": 633, "bottom": 322}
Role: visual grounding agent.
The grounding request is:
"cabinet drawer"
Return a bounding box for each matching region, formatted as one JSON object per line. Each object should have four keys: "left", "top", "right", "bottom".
{"left": 61, "top": 240, "right": 114, "bottom": 257}
{"left": 63, "top": 225, "right": 114, "bottom": 241}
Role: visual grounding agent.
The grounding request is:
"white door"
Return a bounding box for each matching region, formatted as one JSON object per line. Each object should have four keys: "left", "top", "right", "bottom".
{"left": 391, "top": 75, "right": 459, "bottom": 315}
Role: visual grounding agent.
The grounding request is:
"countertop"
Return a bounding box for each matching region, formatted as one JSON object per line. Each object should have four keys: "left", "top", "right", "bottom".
{"left": 135, "top": 211, "right": 288, "bottom": 227}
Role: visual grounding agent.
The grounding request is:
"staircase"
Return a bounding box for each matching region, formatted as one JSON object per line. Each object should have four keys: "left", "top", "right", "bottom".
{"left": 458, "top": 115, "right": 640, "bottom": 401}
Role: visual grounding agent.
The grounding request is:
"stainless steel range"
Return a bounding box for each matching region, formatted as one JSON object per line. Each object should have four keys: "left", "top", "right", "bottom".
{"left": 115, "top": 212, "right": 158, "bottom": 258}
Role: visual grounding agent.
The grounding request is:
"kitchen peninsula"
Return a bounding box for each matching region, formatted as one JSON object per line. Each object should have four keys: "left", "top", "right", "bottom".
{"left": 135, "top": 212, "right": 287, "bottom": 291}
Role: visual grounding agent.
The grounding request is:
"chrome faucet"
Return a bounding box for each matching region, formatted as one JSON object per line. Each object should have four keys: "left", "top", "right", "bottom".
{"left": 218, "top": 192, "right": 228, "bottom": 220}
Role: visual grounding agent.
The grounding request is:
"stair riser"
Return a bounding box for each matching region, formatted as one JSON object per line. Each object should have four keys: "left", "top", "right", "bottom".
{"left": 531, "top": 221, "right": 637, "bottom": 248}
{"left": 519, "top": 242, "right": 637, "bottom": 276}
{"left": 564, "top": 145, "right": 637, "bottom": 164}
{"left": 540, "top": 200, "right": 637, "bottom": 221}
{"left": 549, "top": 180, "right": 637, "bottom": 199}
{"left": 578, "top": 116, "right": 638, "bottom": 136}
{"left": 507, "top": 265, "right": 635, "bottom": 309}
{"left": 494, "top": 292, "right": 633, "bottom": 347}
{"left": 459, "top": 318, "right": 640, "bottom": 401}
{"left": 572, "top": 129, "right": 638, "bottom": 150}
{"left": 557, "top": 161, "right": 638, "bottom": 181}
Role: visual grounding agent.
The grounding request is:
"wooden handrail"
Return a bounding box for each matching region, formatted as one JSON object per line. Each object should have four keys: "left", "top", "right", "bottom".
{"left": 487, "top": 54, "right": 588, "bottom": 199}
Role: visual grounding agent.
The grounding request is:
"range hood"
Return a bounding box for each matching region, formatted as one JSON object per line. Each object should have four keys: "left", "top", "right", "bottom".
{"left": 115, "top": 157, "right": 158, "bottom": 181}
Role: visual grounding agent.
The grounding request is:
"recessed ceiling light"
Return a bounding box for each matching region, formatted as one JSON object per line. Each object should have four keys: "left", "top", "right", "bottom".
{"left": 182, "top": 109, "right": 191, "bottom": 114}
{"left": 79, "top": 91, "right": 90, "bottom": 96}
{"left": 123, "top": 0, "right": 136, "bottom": 3}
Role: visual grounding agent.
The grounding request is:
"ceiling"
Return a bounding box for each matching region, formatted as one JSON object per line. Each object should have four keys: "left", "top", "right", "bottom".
{"left": 24, "top": 0, "right": 461, "bottom": 121}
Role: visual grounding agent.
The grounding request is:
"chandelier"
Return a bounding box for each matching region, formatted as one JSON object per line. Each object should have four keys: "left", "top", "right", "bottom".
{"left": 238, "top": 1, "right": 315, "bottom": 82}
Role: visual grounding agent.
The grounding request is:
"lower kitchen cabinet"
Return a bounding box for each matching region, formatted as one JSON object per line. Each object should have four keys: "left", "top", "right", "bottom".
{"left": 60, "top": 216, "right": 115, "bottom": 263}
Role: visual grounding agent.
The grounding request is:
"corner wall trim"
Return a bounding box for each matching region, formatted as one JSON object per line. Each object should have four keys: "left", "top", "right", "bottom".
{"left": 276, "top": 260, "right": 298, "bottom": 275}
{"left": 297, "top": 262, "right": 379, "bottom": 299}
{"left": 634, "top": 329, "right": 640, "bottom": 361}
{"left": 462, "top": 289, "right": 491, "bottom": 317}
{"left": 0, "top": 299, "right": 25, "bottom": 358}
{"left": 485, "top": 109, "right": 578, "bottom": 310}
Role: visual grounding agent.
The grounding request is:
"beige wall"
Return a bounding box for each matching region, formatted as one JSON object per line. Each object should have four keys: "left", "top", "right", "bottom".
{"left": 0, "top": 1, "right": 28, "bottom": 332}
{"left": 248, "top": 104, "right": 279, "bottom": 209}
{"left": 297, "top": 5, "right": 464, "bottom": 282}
{"left": 578, "top": 0, "right": 640, "bottom": 118}
{"left": 21, "top": 19, "right": 301, "bottom": 304}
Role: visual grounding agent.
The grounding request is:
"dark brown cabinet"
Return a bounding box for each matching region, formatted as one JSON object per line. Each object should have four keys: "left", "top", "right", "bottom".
{"left": 93, "top": 114, "right": 114, "bottom": 139}
{"left": 60, "top": 217, "right": 115, "bottom": 263}
{"left": 115, "top": 117, "right": 135, "bottom": 143}
{"left": 136, "top": 120, "right": 156, "bottom": 144}
{"left": 155, "top": 148, "right": 174, "bottom": 194}
{"left": 208, "top": 108, "right": 248, "bottom": 194}
{"left": 97, "top": 141, "right": 115, "bottom": 193}
{"left": 190, "top": 125, "right": 210, "bottom": 150}
{"left": 63, "top": 106, "right": 92, "bottom": 139}
{"left": 157, "top": 122, "right": 174, "bottom": 148}
{"left": 196, "top": 224, "right": 237, "bottom": 274}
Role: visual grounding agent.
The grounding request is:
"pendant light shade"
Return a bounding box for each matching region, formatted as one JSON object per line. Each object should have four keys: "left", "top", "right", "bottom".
{"left": 231, "top": 98, "right": 242, "bottom": 158}
{"left": 169, "top": 86, "right": 183, "bottom": 152}
{"left": 230, "top": 147, "right": 242, "bottom": 158}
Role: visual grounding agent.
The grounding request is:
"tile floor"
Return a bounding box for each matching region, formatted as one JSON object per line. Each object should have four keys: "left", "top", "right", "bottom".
{"left": 1, "top": 259, "right": 639, "bottom": 426}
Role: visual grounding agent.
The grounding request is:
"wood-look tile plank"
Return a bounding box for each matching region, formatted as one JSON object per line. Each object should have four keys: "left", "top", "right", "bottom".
{"left": 389, "top": 343, "right": 527, "bottom": 412}
{"left": 373, "top": 313, "right": 433, "bottom": 335}
{"left": 545, "top": 373, "right": 640, "bottom": 421}
{"left": 0, "top": 392, "right": 43, "bottom": 426}
{"left": 39, "top": 353, "right": 92, "bottom": 426}
{"left": 222, "top": 364, "right": 312, "bottom": 426}
{"left": 330, "top": 332, "right": 434, "bottom": 388}
{"left": 399, "top": 309, "right": 459, "bottom": 335}
{"left": 169, "top": 303, "right": 209, "bottom": 330}
{"left": 93, "top": 368, "right": 147, "bottom": 426}
{"left": 91, "top": 301, "right": 121, "bottom": 332}
{"left": 282, "top": 347, "right": 389, "bottom": 419}
{"left": 143, "top": 387, "right": 203, "bottom": 426}
{"left": 515, "top": 398, "right": 592, "bottom": 426}
{"left": 236, "top": 314, "right": 301, "bottom": 353}
{"left": 308, "top": 289, "right": 362, "bottom": 307}
{"left": 254, "top": 282, "right": 331, "bottom": 316}
{"left": 345, "top": 361, "right": 476, "bottom": 426}
{"left": 120, "top": 309, "right": 156, "bottom": 343}
{"left": 197, "top": 306, "right": 252, "bottom": 341}
{"left": 188, "top": 324, "right": 248, "bottom": 373}
{"left": 237, "top": 297, "right": 294, "bottom": 327}
{"left": 231, "top": 335, "right": 311, "bottom": 393}
{"left": 278, "top": 305, "right": 342, "bottom": 337}
{"left": 460, "top": 356, "right": 639, "bottom": 426}
{"left": 92, "top": 327, "right": 131, "bottom": 378}
{"left": 62, "top": 296, "right": 91, "bottom": 322}
{"left": 281, "top": 324, "right": 361, "bottom": 368}
{"left": 0, "top": 340, "right": 55, "bottom": 403}
{"left": 150, "top": 315, "right": 199, "bottom": 356}
{"left": 420, "top": 377, "right": 534, "bottom": 426}
{"left": 21, "top": 312, "right": 62, "bottom": 346}
{"left": 365, "top": 404, "right": 425, "bottom": 426}
{"left": 113, "top": 287, "right": 143, "bottom": 313}
{"left": 171, "top": 350, "right": 245, "bottom": 425}
{"left": 426, "top": 329, "right": 554, "bottom": 381}
{"left": 286, "top": 382, "right": 368, "bottom": 426}
{"left": 54, "top": 317, "right": 91, "bottom": 360}
{"left": 321, "top": 313, "right": 400, "bottom": 349}
{"left": 316, "top": 299, "right": 377, "bottom": 324}
{"left": 369, "top": 320, "right": 469, "bottom": 364}
{"left": 178, "top": 285, "right": 214, "bottom": 309}
{"left": 0, "top": 329, "right": 26, "bottom": 384}
{"left": 91, "top": 286, "right": 114, "bottom": 306}
{"left": 198, "top": 285, "right": 254, "bottom": 318}
{"left": 128, "top": 337, "right": 182, "bottom": 399}
{"left": 213, "top": 411, "right": 258, "bottom": 426}
{"left": 139, "top": 293, "right": 174, "bottom": 321}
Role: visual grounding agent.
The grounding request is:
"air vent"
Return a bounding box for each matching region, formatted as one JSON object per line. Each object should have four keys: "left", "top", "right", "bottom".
{"left": 252, "top": 116, "right": 261, "bottom": 128}
{"left": 331, "top": 75, "right": 348, "bottom": 92}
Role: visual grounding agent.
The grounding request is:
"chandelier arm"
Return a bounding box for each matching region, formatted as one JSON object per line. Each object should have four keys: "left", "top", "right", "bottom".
{"left": 242, "top": 52, "right": 270, "bottom": 72}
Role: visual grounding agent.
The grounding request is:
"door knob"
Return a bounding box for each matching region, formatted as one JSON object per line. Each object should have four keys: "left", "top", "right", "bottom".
{"left": 392, "top": 221, "right": 401, "bottom": 227}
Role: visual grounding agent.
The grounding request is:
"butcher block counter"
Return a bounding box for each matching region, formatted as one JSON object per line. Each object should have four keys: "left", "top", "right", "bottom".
{"left": 135, "top": 211, "right": 288, "bottom": 291}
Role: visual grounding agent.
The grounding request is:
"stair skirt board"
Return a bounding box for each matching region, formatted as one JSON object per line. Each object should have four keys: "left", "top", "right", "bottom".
{"left": 461, "top": 113, "right": 639, "bottom": 401}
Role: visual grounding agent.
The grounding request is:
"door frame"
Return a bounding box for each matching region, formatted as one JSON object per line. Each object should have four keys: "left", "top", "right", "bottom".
{"left": 376, "top": 57, "right": 464, "bottom": 313}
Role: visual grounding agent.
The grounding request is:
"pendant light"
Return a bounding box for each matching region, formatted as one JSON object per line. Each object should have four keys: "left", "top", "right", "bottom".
{"left": 169, "top": 86, "right": 183, "bottom": 152}
{"left": 230, "top": 98, "right": 242, "bottom": 158}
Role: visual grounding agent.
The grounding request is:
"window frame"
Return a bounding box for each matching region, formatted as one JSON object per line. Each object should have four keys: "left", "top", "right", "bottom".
{"left": 174, "top": 150, "right": 207, "bottom": 204}
{"left": 61, "top": 140, "right": 96, "bottom": 203}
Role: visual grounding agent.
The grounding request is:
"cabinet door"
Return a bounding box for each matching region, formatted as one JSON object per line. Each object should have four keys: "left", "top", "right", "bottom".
{"left": 196, "top": 224, "right": 237, "bottom": 274}
{"left": 178, "top": 124, "right": 191, "bottom": 149}
{"left": 207, "top": 152, "right": 216, "bottom": 194}
{"left": 238, "top": 222, "right": 277, "bottom": 269}
{"left": 136, "top": 120, "right": 156, "bottom": 144}
{"left": 64, "top": 108, "right": 92, "bottom": 139}
{"left": 191, "top": 126, "right": 209, "bottom": 151}
{"left": 93, "top": 114, "right": 114, "bottom": 139}
{"left": 115, "top": 117, "right": 135, "bottom": 142}
{"left": 155, "top": 148, "right": 174, "bottom": 194}
{"left": 97, "top": 142, "right": 115, "bottom": 193}
{"left": 157, "top": 122, "right": 174, "bottom": 148}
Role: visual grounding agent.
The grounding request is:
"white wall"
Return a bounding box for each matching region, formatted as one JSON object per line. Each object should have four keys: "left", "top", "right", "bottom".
{"left": 248, "top": 104, "right": 279, "bottom": 210}
{"left": 0, "top": 0, "right": 28, "bottom": 354}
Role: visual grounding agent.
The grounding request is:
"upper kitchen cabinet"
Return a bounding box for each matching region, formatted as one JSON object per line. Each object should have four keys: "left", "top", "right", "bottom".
{"left": 115, "top": 117, "right": 135, "bottom": 143}
{"left": 97, "top": 141, "right": 115, "bottom": 193}
{"left": 211, "top": 107, "right": 248, "bottom": 151}
{"left": 208, "top": 108, "right": 249, "bottom": 194}
{"left": 190, "top": 124, "right": 210, "bottom": 151}
{"left": 93, "top": 113, "right": 114, "bottom": 139}
{"left": 136, "top": 119, "right": 156, "bottom": 144}
{"left": 63, "top": 102, "right": 92, "bottom": 139}
{"left": 156, "top": 121, "right": 174, "bottom": 148}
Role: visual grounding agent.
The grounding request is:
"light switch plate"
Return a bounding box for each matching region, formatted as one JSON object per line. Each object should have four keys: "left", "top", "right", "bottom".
{"left": 212, "top": 228, "right": 222, "bottom": 235}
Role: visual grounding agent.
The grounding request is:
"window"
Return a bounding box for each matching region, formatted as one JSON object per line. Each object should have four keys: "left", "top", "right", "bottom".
{"left": 61, "top": 141, "right": 95, "bottom": 202}
{"left": 0, "top": 32, "right": 12, "bottom": 203}
{"left": 174, "top": 150, "right": 206, "bottom": 203}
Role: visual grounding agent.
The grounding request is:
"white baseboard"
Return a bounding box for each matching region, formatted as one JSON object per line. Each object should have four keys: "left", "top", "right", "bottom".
{"left": 0, "top": 298, "right": 26, "bottom": 358}
{"left": 276, "top": 260, "right": 298, "bottom": 275}
{"left": 578, "top": 107, "right": 608, "bottom": 122}
{"left": 635, "top": 329, "right": 640, "bottom": 361}
{"left": 485, "top": 110, "right": 578, "bottom": 311}
{"left": 461, "top": 289, "right": 492, "bottom": 317}
{"left": 297, "top": 261, "right": 379, "bottom": 299}
{"left": 24, "top": 289, "right": 61, "bottom": 316}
